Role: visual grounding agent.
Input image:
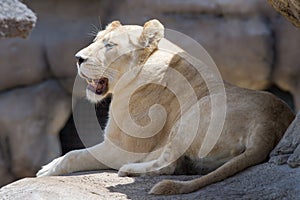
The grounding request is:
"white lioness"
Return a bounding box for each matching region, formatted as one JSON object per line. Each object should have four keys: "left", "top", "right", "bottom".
{"left": 37, "top": 19, "right": 294, "bottom": 195}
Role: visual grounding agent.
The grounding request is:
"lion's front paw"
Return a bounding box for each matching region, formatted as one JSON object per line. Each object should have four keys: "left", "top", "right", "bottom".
{"left": 36, "top": 156, "right": 66, "bottom": 177}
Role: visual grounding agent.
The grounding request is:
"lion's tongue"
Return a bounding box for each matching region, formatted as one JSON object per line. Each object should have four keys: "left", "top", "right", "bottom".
{"left": 87, "top": 78, "right": 108, "bottom": 95}
{"left": 96, "top": 82, "right": 104, "bottom": 94}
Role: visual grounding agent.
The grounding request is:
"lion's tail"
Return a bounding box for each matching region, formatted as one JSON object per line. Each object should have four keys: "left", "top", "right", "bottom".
{"left": 149, "top": 139, "right": 272, "bottom": 195}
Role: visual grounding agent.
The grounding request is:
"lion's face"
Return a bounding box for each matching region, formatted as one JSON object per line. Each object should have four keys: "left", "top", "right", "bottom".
{"left": 75, "top": 20, "right": 164, "bottom": 103}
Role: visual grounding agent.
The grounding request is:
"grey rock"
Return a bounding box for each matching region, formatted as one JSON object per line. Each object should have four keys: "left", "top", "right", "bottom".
{"left": 46, "top": 39, "right": 89, "bottom": 79}
{"left": 0, "top": 0, "right": 36, "bottom": 38}
{"left": 272, "top": 17, "right": 300, "bottom": 109}
{"left": 270, "top": 111, "right": 300, "bottom": 167}
{"left": 0, "top": 80, "right": 71, "bottom": 186}
{"left": 288, "top": 144, "right": 300, "bottom": 167}
{"left": 111, "top": 0, "right": 272, "bottom": 19}
{"left": 0, "top": 149, "right": 15, "bottom": 187}
{"left": 0, "top": 39, "right": 49, "bottom": 91}
{"left": 0, "top": 163, "right": 299, "bottom": 200}
{"left": 58, "top": 78, "right": 76, "bottom": 95}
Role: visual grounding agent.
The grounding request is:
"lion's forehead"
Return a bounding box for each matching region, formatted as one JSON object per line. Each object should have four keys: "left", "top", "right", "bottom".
{"left": 96, "top": 25, "right": 143, "bottom": 43}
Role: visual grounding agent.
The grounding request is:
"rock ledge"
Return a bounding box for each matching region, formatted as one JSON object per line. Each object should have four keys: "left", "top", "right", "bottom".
{"left": 0, "top": 163, "right": 299, "bottom": 200}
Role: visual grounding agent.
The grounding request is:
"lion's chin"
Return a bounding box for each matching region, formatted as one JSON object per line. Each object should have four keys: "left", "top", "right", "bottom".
{"left": 86, "top": 89, "right": 109, "bottom": 103}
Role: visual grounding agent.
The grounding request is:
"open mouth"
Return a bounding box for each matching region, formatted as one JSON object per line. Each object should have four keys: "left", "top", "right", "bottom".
{"left": 85, "top": 77, "right": 109, "bottom": 95}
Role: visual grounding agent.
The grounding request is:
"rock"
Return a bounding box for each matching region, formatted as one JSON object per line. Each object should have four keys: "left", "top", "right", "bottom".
{"left": 268, "top": 0, "right": 300, "bottom": 27}
{"left": 0, "top": 0, "right": 36, "bottom": 38}
{"left": 272, "top": 17, "right": 300, "bottom": 109}
{"left": 270, "top": 111, "right": 300, "bottom": 167}
{"left": 111, "top": 0, "right": 272, "bottom": 20}
{"left": 0, "top": 80, "right": 71, "bottom": 186}
{"left": 0, "top": 163, "right": 299, "bottom": 200}
{"left": 58, "top": 78, "right": 76, "bottom": 95}
{"left": 0, "top": 152, "right": 15, "bottom": 187}
{"left": 0, "top": 39, "right": 49, "bottom": 92}
{"left": 46, "top": 38, "right": 89, "bottom": 79}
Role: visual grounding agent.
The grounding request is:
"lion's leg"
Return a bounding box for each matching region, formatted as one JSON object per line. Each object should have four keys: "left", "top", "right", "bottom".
{"left": 149, "top": 127, "right": 276, "bottom": 195}
{"left": 118, "top": 141, "right": 180, "bottom": 177}
{"left": 36, "top": 142, "right": 110, "bottom": 177}
{"left": 118, "top": 110, "right": 198, "bottom": 177}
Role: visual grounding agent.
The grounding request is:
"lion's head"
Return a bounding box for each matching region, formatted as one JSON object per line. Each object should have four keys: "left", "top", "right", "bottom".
{"left": 75, "top": 19, "right": 164, "bottom": 103}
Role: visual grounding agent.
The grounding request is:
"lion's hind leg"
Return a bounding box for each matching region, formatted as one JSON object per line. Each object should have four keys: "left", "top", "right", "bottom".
{"left": 150, "top": 126, "right": 276, "bottom": 195}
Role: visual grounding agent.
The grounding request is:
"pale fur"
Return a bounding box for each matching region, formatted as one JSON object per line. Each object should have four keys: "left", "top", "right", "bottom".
{"left": 37, "top": 19, "right": 295, "bottom": 195}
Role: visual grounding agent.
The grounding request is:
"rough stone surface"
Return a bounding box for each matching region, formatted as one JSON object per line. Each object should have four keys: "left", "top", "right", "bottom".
{"left": 0, "top": 0, "right": 36, "bottom": 38}
{"left": 268, "top": 0, "right": 300, "bottom": 27}
{"left": 0, "top": 152, "right": 15, "bottom": 187}
{"left": 0, "top": 163, "right": 299, "bottom": 200}
{"left": 270, "top": 111, "right": 300, "bottom": 167}
{"left": 0, "top": 39, "right": 49, "bottom": 91}
{"left": 0, "top": 80, "right": 71, "bottom": 186}
{"left": 111, "top": 0, "right": 273, "bottom": 20}
{"left": 272, "top": 17, "right": 300, "bottom": 109}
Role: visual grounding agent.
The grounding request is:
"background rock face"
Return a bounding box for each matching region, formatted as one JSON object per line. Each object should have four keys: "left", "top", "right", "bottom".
{"left": 0, "top": 0, "right": 299, "bottom": 193}
{"left": 272, "top": 18, "right": 300, "bottom": 108}
{"left": 0, "top": 80, "right": 71, "bottom": 185}
{"left": 0, "top": 39, "right": 49, "bottom": 91}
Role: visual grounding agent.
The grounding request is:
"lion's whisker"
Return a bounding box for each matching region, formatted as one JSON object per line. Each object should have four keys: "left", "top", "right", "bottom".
{"left": 91, "top": 23, "right": 100, "bottom": 34}
{"left": 98, "top": 16, "right": 103, "bottom": 31}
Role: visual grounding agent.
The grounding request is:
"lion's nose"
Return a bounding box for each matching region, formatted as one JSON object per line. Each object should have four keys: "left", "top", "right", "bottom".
{"left": 75, "top": 56, "right": 87, "bottom": 65}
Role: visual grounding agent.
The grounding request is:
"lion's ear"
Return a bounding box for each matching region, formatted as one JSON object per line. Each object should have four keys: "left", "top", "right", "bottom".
{"left": 139, "top": 19, "right": 164, "bottom": 48}
{"left": 106, "top": 21, "right": 122, "bottom": 30}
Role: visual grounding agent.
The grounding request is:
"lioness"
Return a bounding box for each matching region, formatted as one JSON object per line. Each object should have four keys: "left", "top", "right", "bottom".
{"left": 37, "top": 19, "right": 294, "bottom": 195}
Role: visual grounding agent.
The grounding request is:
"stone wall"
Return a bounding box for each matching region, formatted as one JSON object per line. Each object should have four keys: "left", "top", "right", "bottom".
{"left": 0, "top": 0, "right": 299, "bottom": 187}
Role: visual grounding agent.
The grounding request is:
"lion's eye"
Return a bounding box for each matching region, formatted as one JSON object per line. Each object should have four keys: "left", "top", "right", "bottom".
{"left": 104, "top": 43, "right": 115, "bottom": 49}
